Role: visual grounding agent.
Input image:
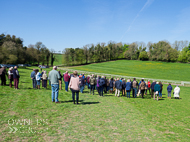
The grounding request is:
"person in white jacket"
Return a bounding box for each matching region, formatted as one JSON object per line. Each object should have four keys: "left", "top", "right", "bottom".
{"left": 174, "top": 85, "right": 180, "bottom": 99}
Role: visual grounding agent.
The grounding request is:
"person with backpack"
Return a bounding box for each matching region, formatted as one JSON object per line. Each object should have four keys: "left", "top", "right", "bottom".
{"left": 126, "top": 79, "right": 131, "bottom": 98}
{"left": 122, "top": 79, "right": 126, "bottom": 96}
{"left": 109, "top": 78, "right": 114, "bottom": 94}
{"left": 151, "top": 80, "right": 156, "bottom": 98}
{"left": 139, "top": 79, "right": 146, "bottom": 98}
{"left": 132, "top": 78, "right": 138, "bottom": 98}
{"left": 154, "top": 82, "right": 161, "bottom": 101}
{"left": 89, "top": 74, "right": 96, "bottom": 95}
{"left": 115, "top": 78, "right": 122, "bottom": 97}
{"left": 98, "top": 76, "right": 105, "bottom": 96}
{"left": 167, "top": 83, "right": 173, "bottom": 99}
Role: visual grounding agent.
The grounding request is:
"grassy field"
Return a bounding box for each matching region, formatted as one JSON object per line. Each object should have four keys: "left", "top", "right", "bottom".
{"left": 53, "top": 54, "right": 63, "bottom": 66}
{"left": 69, "top": 60, "right": 190, "bottom": 81}
{"left": 1, "top": 66, "right": 190, "bottom": 141}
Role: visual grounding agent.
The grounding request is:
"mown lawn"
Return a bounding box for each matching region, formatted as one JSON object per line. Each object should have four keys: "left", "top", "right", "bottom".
{"left": 0, "top": 67, "right": 190, "bottom": 141}
{"left": 69, "top": 60, "right": 190, "bottom": 81}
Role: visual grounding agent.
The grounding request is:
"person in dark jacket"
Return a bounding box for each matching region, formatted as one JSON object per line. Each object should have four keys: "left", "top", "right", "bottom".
{"left": 122, "top": 79, "right": 126, "bottom": 96}
{"left": 31, "top": 69, "right": 36, "bottom": 89}
{"left": 159, "top": 82, "right": 163, "bottom": 98}
{"left": 96, "top": 76, "right": 100, "bottom": 95}
{"left": 104, "top": 76, "right": 107, "bottom": 93}
{"left": 167, "top": 83, "right": 173, "bottom": 99}
{"left": 0, "top": 67, "right": 8, "bottom": 86}
{"left": 126, "top": 79, "right": 131, "bottom": 98}
{"left": 64, "top": 71, "right": 70, "bottom": 92}
{"left": 12, "top": 66, "right": 19, "bottom": 89}
{"left": 115, "top": 78, "right": 122, "bottom": 97}
{"left": 150, "top": 80, "right": 156, "bottom": 98}
{"left": 98, "top": 76, "right": 105, "bottom": 96}
{"left": 109, "top": 78, "right": 114, "bottom": 94}
{"left": 154, "top": 82, "right": 161, "bottom": 101}
{"left": 89, "top": 74, "right": 96, "bottom": 95}
{"left": 139, "top": 79, "right": 146, "bottom": 98}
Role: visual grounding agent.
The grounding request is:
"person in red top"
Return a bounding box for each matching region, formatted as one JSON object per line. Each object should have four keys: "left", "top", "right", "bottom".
{"left": 64, "top": 71, "right": 70, "bottom": 92}
{"left": 147, "top": 80, "right": 151, "bottom": 94}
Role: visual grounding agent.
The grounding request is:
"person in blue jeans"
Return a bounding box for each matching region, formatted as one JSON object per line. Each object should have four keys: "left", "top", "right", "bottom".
{"left": 30, "top": 69, "right": 36, "bottom": 89}
{"left": 167, "top": 83, "right": 173, "bottom": 99}
{"left": 49, "top": 66, "right": 61, "bottom": 103}
{"left": 126, "top": 79, "right": 131, "bottom": 98}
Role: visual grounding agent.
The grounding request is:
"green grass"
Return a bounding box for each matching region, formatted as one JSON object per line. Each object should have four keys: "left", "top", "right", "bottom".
{"left": 54, "top": 54, "right": 63, "bottom": 66}
{"left": 69, "top": 60, "right": 190, "bottom": 81}
{"left": 1, "top": 67, "right": 190, "bottom": 141}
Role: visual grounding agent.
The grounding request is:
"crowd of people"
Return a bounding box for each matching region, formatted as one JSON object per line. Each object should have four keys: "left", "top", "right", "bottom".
{"left": 0, "top": 66, "right": 181, "bottom": 104}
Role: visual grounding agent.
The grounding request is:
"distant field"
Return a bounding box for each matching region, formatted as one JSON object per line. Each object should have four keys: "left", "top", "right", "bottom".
{"left": 53, "top": 54, "right": 63, "bottom": 66}
{"left": 69, "top": 60, "right": 190, "bottom": 81}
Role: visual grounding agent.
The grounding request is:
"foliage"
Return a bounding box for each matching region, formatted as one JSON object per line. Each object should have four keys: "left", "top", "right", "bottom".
{"left": 139, "top": 51, "right": 149, "bottom": 60}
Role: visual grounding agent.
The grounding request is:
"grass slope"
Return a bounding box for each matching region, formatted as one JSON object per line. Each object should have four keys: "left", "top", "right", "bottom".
{"left": 70, "top": 60, "right": 190, "bottom": 81}
{"left": 53, "top": 54, "right": 63, "bottom": 66}
{"left": 0, "top": 67, "right": 190, "bottom": 141}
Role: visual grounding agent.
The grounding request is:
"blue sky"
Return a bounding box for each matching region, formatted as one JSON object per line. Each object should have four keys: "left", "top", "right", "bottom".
{"left": 1, "top": 0, "right": 190, "bottom": 51}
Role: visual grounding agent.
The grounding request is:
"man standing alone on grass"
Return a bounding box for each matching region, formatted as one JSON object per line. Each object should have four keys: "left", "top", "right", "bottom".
{"left": 64, "top": 71, "right": 70, "bottom": 92}
{"left": 12, "top": 66, "right": 19, "bottom": 89}
{"left": 49, "top": 66, "right": 61, "bottom": 103}
{"left": 31, "top": 69, "right": 36, "bottom": 89}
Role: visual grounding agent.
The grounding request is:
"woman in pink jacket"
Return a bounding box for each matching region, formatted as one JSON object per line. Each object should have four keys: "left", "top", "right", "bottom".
{"left": 69, "top": 71, "right": 80, "bottom": 104}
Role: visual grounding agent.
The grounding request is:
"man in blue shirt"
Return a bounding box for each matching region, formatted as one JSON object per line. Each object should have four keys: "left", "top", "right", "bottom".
{"left": 30, "top": 69, "right": 36, "bottom": 89}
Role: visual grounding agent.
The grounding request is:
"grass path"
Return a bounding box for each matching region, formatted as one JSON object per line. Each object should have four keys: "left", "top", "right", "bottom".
{"left": 0, "top": 67, "right": 190, "bottom": 141}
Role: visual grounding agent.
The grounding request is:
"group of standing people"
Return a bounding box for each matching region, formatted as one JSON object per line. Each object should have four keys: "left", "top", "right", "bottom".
{"left": 0, "top": 66, "right": 19, "bottom": 89}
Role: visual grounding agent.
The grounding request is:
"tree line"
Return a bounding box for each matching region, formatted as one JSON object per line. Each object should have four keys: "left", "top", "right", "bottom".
{"left": 0, "top": 34, "right": 56, "bottom": 66}
{"left": 63, "top": 40, "right": 190, "bottom": 66}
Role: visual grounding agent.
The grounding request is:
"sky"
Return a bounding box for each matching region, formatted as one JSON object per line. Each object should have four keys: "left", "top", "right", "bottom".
{"left": 1, "top": 0, "right": 190, "bottom": 52}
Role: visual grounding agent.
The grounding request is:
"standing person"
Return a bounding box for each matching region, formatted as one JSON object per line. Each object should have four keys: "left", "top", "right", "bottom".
{"left": 0, "top": 67, "right": 8, "bottom": 86}
{"left": 36, "top": 69, "right": 41, "bottom": 89}
{"left": 12, "top": 66, "right": 19, "bottom": 89}
{"left": 48, "top": 71, "right": 51, "bottom": 86}
{"left": 167, "top": 83, "right": 173, "bottom": 99}
{"left": 145, "top": 81, "right": 148, "bottom": 95}
{"left": 89, "top": 74, "right": 96, "bottom": 95}
{"left": 64, "top": 71, "right": 70, "bottom": 92}
{"left": 154, "top": 82, "right": 161, "bottom": 101}
{"left": 109, "top": 78, "right": 114, "bottom": 94}
{"left": 122, "top": 79, "right": 126, "bottom": 96}
{"left": 174, "top": 85, "right": 180, "bottom": 99}
{"left": 96, "top": 76, "right": 100, "bottom": 95}
{"left": 79, "top": 74, "right": 85, "bottom": 93}
{"left": 49, "top": 66, "right": 61, "bottom": 103}
{"left": 147, "top": 80, "right": 151, "bottom": 94}
{"left": 42, "top": 71, "right": 48, "bottom": 89}
{"left": 159, "top": 82, "right": 163, "bottom": 98}
{"left": 139, "top": 79, "right": 146, "bottom": 98}
{"left": 8, "top": 67, "right": 13, "bottom": 88}
{"left": 132, "top": 78, "right": 138, "bottom": 98}
{"left": 106, "top": 78, "right": 110, "bottom": 93}
{"left": 98, "top": 76, "right": 105, "bottom": 97}
{"left": 87, "top": 75, "right": 90, "bottom": 90}
{"left": 115, "top": 78, "right": 122, "bottom": 97}
{"left": 58, "top": 71, "right": 62, "bottom": 90}
{"left": 69, "top": 71, "right": 80, "bottom": 104}
{"left": 31, "top": 69, "right": 36, "bottom": 89}
{"left": 126, "top": 79, "right": 131, "bottom": 98}
{"left": 104, "top": 76, "right": 107, "bottom": 93}
{"left": 150, "top": 80, "right": 156, "bottom": 98}
{"left": 41, "top": 70, "right": 44, "bottom": 88}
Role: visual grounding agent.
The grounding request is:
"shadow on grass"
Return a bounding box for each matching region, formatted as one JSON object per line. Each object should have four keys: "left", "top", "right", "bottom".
{"left": 60, "top": 100, "right": 99, "bottom": 105}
